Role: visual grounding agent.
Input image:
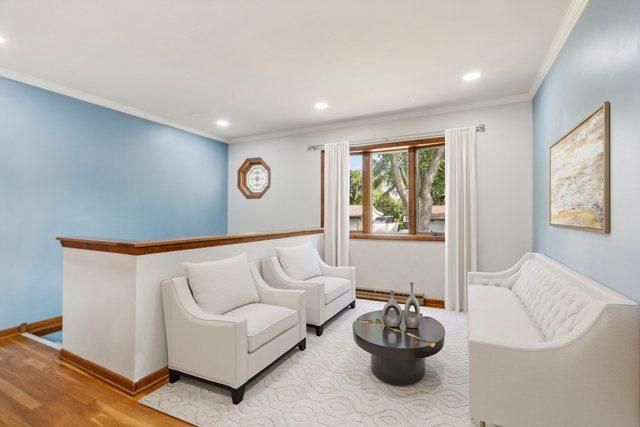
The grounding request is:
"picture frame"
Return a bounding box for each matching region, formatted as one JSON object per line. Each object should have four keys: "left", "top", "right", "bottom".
{"left": 549, "top": 101, "right": 610, "bottom": 233}
{"left": 237, "top": 157, "right": 272, "bottom": 199}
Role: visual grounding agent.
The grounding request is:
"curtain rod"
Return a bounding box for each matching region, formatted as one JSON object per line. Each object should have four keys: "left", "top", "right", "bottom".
{"left": 306, "top": 124, "right": 485, "bottom": 151}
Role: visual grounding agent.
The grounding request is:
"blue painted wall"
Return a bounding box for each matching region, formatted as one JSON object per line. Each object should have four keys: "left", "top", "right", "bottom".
{"left": 0, "top": 76, "right": 228, "bottom": 329}
{"left": 533, "top": 0, "right": 640, "bottom": 301}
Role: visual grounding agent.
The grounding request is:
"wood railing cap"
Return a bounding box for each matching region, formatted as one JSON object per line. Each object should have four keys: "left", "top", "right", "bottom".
{"left": 57, "top": 228, "right": 324, "bottom": 256}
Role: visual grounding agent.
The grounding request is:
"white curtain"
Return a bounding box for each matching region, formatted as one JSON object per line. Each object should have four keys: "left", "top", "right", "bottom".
{"left": 444, "top": 127, "right": 478, "bottom": 311}
{"left": 323, "top": 142, "right": 350, "bottom": 266}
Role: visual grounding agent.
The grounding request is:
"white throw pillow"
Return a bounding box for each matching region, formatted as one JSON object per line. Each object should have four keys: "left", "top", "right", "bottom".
{"left": 182, "top": 252, "right": 259, "bottom": 315}
{"left": 276, "top": 242, "right": 322, "bottom": 280}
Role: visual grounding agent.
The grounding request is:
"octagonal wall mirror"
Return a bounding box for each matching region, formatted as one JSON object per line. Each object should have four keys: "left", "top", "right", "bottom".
{"left": 237, "top": 157, "right": 271, "bottom": 199}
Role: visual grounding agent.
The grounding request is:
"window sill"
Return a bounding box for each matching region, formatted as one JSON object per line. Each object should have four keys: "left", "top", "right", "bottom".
{"left": 349, "top": 233, "right": 445, "bottom": 242}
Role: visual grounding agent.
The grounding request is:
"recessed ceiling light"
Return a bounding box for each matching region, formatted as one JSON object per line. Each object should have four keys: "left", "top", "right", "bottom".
{"left": 0, "top": 35, "right": 6, "bottom": 44}
{"left": 216, "top": 119, "right": 229, "bottom": 127}
{"left": 314, "top": 101, "right": 329, "bottom": 110}
{"left": 462, "top": 71, "right": 482, "bottom": 81}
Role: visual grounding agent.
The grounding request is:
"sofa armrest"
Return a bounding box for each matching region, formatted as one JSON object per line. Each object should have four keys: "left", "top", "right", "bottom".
{"left": 469, "top": 305, "right": 640, "bottom": 426}
{"left": 261, "top": 257, "right": 325, "bottom": 324}
{"left": 161, "top": 278, "right": 248, "bottom": 388}
{"left": 250, "top": 264, "right": 306, "bottom": 340}
{"left": 467, "top": 254, "right": 534, "bottom": 287}
{"left": 467, "top": 271, "right": 518, "bottom": 287}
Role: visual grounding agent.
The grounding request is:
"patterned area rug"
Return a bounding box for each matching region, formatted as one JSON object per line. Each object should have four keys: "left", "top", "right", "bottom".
{"left": 140, "top": 300, "right": 476, "bottom": 426}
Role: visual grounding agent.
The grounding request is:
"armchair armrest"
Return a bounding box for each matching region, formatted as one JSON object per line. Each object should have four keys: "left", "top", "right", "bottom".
{"left": 315, "top": 252, "right": 356, "bottom": 289}
{"left": 261, "top": 257, "right": 325, "bottom": 325}
{"left": 250, "top": 263, "right": 306, "bottom": 340}
{"left": 250, "top": 264, "right": 305, "bottom": 311}
{"left": 161, "top": 278, "right": 248, "bottom": 388}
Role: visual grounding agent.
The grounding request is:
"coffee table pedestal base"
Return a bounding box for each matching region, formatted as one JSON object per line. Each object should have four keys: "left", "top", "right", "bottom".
{"left": 371, "top": 355, "right": 425, "bottom": 385}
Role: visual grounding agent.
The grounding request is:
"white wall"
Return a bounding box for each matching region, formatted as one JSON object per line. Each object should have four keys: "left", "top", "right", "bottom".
{"left": 63, "top": 234, "right": 323, "bottom": 381}
{"left": 349, "top": 239, "right": 445, "bottom": 299}
{"left": 63, "top": 249, "right": 137, "bottom": 378}
{"left": 228, "top": 101, "right": 533, "bottom": 297}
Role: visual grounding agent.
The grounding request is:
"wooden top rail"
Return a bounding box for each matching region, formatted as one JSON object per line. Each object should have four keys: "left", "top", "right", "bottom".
{"left": 57, "top": 228, "right": 324, "bottom": 256}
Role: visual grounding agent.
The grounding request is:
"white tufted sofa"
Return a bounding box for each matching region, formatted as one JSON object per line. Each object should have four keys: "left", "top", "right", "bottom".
{"left": 468, "top": 253, "right": 640, "bottom": 427}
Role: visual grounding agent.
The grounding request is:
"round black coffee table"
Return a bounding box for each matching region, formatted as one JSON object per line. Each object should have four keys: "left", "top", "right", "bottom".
{"left": 353, "top": 310, "right": 445, "bottom": 385}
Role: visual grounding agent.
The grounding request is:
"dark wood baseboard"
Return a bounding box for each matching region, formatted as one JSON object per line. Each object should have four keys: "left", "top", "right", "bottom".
{"left": 423, "top": 298, "right": 445, "bottom": 309}
{"left": 356, "top": 288, "right": 444, "bottom": 309}
{"left": 133, "top": 366, "right": 170, "bottom": 395}
{"left": 0, "top": 315, "right": 63, "bottom": 340}
{"left": 0, "top": 325, "right": 21, "bottom": 339}
{"left": 60, "top": 349, "right": 168, "bottom": 396}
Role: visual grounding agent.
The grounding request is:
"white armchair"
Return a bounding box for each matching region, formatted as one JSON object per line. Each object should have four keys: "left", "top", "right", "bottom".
{"left": 261, "top": 242, "right": 355, "bottom": 336}
{"left": 161, "top": 259, "right": 306, "bottom": 404}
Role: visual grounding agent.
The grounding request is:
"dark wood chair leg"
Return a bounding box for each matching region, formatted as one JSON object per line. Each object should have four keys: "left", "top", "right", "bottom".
{"left": 315, "top": 325, "right": 324, "bottom": 336}
{"left": 349, "top": 300, "right": 356, "bottom": 309}
{"left": 168, "top": 369, "right": 180, "bottom": 383}
{"left": 298, "top": 338, "right": 306, "bottom": 350}
{"left": 231, "top": 385, "right": 245, "bottom": 404}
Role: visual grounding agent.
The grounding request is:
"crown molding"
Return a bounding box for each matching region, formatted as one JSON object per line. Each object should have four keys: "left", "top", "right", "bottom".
{"left": 528, "top": 0, "right": 589, "bottom": 99}
{"left": 0, "top": 67, "right": 227, "bottom": 143}
{"left": 231, "top": 93, "right": 530, "bottom": 143}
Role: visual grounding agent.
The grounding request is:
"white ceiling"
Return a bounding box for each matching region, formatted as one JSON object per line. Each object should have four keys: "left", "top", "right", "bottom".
{"left": 0, "top": 0, "right": 575, "bottom": 142}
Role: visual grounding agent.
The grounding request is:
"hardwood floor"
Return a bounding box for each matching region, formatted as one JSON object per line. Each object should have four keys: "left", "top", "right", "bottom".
{"left": 0, "top": 335, "right": 186, "bottom": 426}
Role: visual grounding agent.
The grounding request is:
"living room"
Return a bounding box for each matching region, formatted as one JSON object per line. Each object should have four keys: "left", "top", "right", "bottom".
{"left": 0, "top": 1, "right": 638, "bottom": 426}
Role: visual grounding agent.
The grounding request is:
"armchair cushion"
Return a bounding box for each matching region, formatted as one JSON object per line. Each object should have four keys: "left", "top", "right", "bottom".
{"left": 224, "top": 303, "right": 298, "bottom": 352}
{"left": 469, "top": 285, "right": 544, "bottom": 345}
{"left": 182, "top": 252, "right": 259, "bottom": 315}
{"left": 307, "top": 276, "right": 351, "bottom": 304}
{"left": 275, "top": 242, "right": 321, "bottom": 280}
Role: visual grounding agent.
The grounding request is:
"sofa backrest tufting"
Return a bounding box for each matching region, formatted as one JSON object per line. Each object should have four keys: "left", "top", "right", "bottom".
{"left": 512, "top": 260, "right": 600, "bottom": 341}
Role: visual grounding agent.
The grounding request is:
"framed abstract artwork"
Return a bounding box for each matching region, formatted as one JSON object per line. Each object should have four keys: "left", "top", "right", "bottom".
{"left": 549, "top": 101, "right": 610, "bottom": 233}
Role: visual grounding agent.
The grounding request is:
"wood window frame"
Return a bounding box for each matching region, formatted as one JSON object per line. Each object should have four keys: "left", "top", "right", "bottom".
{"left": 321, "top": 136, "right": 445, "bottom": 242}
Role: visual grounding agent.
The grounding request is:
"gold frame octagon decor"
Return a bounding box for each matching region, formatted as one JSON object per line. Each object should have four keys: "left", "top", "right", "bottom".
{"left": 237, "top": 157, "right": 271, "bottom": 199}
{"left": 549, "top": 101, "right": 610, "bottom": 233}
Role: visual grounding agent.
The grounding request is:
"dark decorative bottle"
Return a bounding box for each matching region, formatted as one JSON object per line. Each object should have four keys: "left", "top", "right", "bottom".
{"left": 382, "top": 291, "right": 402, "bottom": 328}
{"left": 404, "top": 282, "right": 421, "bottom": 329}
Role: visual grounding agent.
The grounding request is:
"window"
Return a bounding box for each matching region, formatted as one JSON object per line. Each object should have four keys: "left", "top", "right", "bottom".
{"left": 349, "top": 154, "right": 363, "bottom": 231}
{"left": 322, "top": 137, "right": 445, "bottom": 241}
{"left": 416, "top": 145, "right": 445, "bottom": 234}
{"left": 371, "top": 150, "right": 409, "bottom": 233}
